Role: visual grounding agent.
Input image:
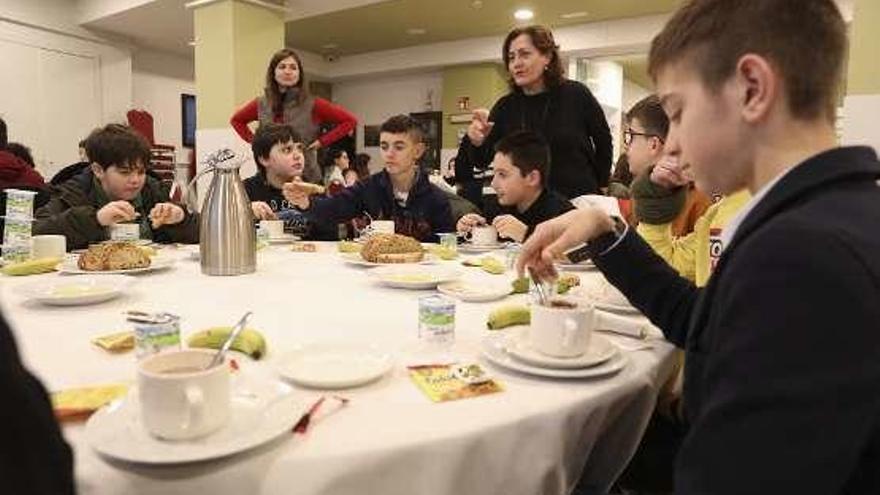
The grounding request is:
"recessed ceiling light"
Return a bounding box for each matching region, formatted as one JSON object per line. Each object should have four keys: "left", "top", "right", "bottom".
{"left": 514, "top": 9, "right": 534, "bottom": 21}
{"left": 560, "top": 11, "right": 588, "bottom": 19}
{"left": 187, "top": 40, "right": 197, "bottom": 46}
{"left": 406, "top": 28, "right": 427, "bottom": 35}
{"left": 471, "top": 0, "right": 483, "bottom": 8}
{"left": 322, "top": 43, "right": 338, "bottom": 49}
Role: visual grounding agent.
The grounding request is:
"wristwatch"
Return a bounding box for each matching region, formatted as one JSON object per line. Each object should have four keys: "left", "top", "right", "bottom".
{"left": 563, "top": 215, "right": 628, "bottom": 263}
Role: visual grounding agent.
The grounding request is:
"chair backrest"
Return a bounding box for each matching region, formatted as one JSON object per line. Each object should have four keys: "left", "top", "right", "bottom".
{"left": 126, "top": 109, "right": 155, "bottom": 146}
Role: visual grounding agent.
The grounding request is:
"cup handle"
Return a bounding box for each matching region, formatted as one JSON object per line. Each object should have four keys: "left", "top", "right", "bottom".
{"left": 562, "top": 318, "right": 578, "bottom": 348}
{"left": 183, "top": 386, "right": 205, "bottom": 432}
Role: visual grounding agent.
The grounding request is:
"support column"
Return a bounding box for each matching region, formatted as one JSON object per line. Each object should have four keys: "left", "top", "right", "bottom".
{"left": 188, "top": 0, "right": 285, "bottom": 203}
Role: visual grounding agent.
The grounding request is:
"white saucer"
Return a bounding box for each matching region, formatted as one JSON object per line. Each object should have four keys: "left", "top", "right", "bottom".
{"left": 437, "top": 280, "right": 512, "bottom": 302}
{"left": 594, "top": 301, "right": 641, "bottom": 315}
{"left": 459, "top": 242, "right": 505, "bottom": 254}
{"left": 266, "top": 233, "right": 300, "bottom": 244}
{"left": 480, "top": 334, "right": 627, "bottom": 379}
{"left": 57, "top": 254, "right": 176, "bottom": 275}
{"left": 276, "top": 343, "right": 393, "bottom": 389}
{"left": 504, "top": 327, "right": 618, "bottom": 369}
{"left": 20, "top": 275, "right": 134, "bottom": 306}
{"left": 369, "top": 265, "right": 461, "bottom": 289}
{"left": 339, "top": 252, "right": 433, "bottom": 267}
{"left": 85, "top": 380, "right": 306, "bottom": 465}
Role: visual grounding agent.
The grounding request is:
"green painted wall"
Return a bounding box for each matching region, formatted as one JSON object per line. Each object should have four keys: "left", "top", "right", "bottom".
{"left": 847, "top": 0, "right": 880, "bottom": 95}
{"left": 441, "top": 63, "right": 509, "bottom": 149}
{"left": 193, "top": 0, "right": 284, "bottom": 129}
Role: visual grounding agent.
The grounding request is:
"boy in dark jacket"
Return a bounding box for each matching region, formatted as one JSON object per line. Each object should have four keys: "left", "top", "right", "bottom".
{"left": 518, "top": 1, "right": 880, "bottom": 494}
{"left": 285, "top": 115, "right": 453, "bottom": 242}
{"left": 457, "top": 131, "right": 572, "bottom": 243}
{"left": 34, "top": 124, "right": 198, "bottom": 250}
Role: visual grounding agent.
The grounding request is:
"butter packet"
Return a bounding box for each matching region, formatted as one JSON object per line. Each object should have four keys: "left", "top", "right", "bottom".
{"left": 92, "top": 331, "right": 135, "bottom": 353}
{"left": 52, "top": 384, "right": 129, "bottom": 421}
{"left": 408, "top": 364, "right": 503, "bottom": 403}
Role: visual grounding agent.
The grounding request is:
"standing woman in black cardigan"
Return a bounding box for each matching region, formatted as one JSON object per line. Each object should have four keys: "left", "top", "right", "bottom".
{"left": 456, "top": 25, "right": 613, "bottom": 199}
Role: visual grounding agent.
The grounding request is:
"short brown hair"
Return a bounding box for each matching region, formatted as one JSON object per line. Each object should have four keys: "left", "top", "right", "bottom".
{"left": 626, "top": 95, "right": 669, "bottom": 140}
{"left": 251, "top": 123, "right": 302, "bottom": 174}
{"left": 85, "top": 124, "right": 151, "bottom": 171}
{"left": 494, "top": 131, "right": 551, "bottom": 186}
{"left": 648, "top": 0, "right": 846, "bottom": 122}
{"left": 502, "top": 25, "right": 565, "bottom": 92}
{"left": 379, "top": 115, "right": 424, "bottom": 144}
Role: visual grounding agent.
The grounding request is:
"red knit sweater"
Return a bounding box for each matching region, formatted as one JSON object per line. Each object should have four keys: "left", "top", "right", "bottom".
{"left": 229, "top": 97, "right": 357, "bottom": 145}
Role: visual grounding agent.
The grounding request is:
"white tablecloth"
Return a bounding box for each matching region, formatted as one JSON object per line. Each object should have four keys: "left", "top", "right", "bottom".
{"left": 1, "top": 243, "right": 676, "bottom": 495}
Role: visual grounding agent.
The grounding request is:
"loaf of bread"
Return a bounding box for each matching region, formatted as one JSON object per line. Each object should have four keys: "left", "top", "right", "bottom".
{"left": 361, "top": 233, "right": 424, "bottom": 263}
{"left": 78, "top": 242, "right": 151, "bottom": 271}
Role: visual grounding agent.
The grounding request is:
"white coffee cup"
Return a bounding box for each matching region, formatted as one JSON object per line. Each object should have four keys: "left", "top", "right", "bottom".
{"left": 371, "top": 220, "right": 395, "bottom": 235}
{"left": 138, "top": 349, "right": 230, "bottom": 440}
{"left": 31, "top": 235, "right": 66, "bottom": 259}
{"left": 259, "top": 219, "right": 284, "bottom": 238}
{"left": 529, "top": 298, "right": 596, "bottom": 358}
{"left": 109, "top": 222, "right": 139, "bottom": 241}
{"left": 467, "top": 225, "right": 498, "bottom": 246}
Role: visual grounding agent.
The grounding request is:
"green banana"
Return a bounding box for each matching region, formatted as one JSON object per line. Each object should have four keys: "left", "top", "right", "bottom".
{"left": 480, "top": 256, "right": 506, "bottom": 275}
{"left": 186, "top": 327, "right": 267, "bottom": 360}
{"left": 486, "top": 304, "right": 531, "bottom": 330}
{"left": 557, "top": 273, "right": 581, "bottom": 294}
{"left": 1, "top": 257, "right": 62, "bottom": 276}
{"left": 337, "top": 241, "right": 362, "bottom": 253}
{"left": 511, "top": 277, "right": 530, "bottom": 294}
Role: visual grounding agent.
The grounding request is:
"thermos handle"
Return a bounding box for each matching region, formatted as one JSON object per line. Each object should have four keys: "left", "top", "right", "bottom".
{"left": 183, "top": 165, "right": 215, "bottom": 213}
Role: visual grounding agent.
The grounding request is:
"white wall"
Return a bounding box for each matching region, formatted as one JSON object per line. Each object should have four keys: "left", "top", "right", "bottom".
{"left": 841, "top": 95, "right": 880, "bottom": 152}
{"left": 132, "top": 48, "right": 196, "bottom": 163}
{"left": 332, "top": 72, "right": 442, "bottom": 173}
{"left": 0, "top": 10, "right": 132, "bottom": 178}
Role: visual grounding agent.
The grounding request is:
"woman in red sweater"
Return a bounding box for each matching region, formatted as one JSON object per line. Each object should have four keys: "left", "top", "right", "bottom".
{"left": 230, "top": 48, "right": 357, "bottom": 183}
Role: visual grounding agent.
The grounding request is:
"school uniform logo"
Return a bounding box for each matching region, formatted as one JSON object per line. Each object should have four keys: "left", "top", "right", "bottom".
{"left": 709, "top": 227, "right": 724, "bottom": 273}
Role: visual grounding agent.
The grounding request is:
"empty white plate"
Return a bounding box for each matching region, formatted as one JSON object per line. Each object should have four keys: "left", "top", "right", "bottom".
{"left": 276, "top": 343, "right": 393, "bottom": 389}
{"left": 20, "top": 275, "right": 134, "bottom": 306}
{"left": 437, "top": 280, "right": 512, "bottom": 302}
{"left": 370, "top": 265, "right": 461, "bottom": 289}
{"left": 504, "top": 327, "right": 618, "bottom": 369}
{"left": 481, "top": 334, "right": 627, "bottom": 379}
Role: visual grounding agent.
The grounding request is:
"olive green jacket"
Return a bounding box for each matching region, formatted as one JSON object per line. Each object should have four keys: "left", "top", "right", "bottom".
{"left": 34, "top": 171, "right": 199, "bottom": 250}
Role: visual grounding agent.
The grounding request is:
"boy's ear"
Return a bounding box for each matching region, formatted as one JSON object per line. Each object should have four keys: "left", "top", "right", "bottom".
{"left": 412, "top": 142, "right": 426, "bottom": 161}
{"left": 90, "top": 162, "right": 104, "bottom": 178}
{"left": 256, "top": 155, "right": 269, "bottom": 168}
{"left": 734, "top": 53, "right": 778, "bottom": 124}
{"left": 525, "top": 169, "right": 542, "bottom": 187}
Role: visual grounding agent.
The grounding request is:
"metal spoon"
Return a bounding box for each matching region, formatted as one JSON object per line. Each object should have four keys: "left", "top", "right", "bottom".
{"left": 528, "top": 267, "right": 549, "bottom": 306}
{"left": 207, "top": 311, "right": 253, "bottom": 369}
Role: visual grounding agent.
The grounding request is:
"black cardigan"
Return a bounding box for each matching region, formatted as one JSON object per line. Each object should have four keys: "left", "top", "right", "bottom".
{"left": 456, "top": 80, "right": 613, "bottom": 198}
{"left": 594, "top": 147, "right": 880, "bottom": 494}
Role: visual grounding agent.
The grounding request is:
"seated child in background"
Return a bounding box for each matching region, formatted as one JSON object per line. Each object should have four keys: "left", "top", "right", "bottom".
{"left": 284, "top": 114, "right": 453, "bottom": 242}
{"left": 637, "top": 156, "right": 750, "bottom": 285}
{"left": 624, "top": 95, "right": 709, "bottom": 236}
{"left": 457, "top": 131, "right": 573, "bottom": 243}
{"left": 34, "top": 124, "right": 198, "bottom": 249}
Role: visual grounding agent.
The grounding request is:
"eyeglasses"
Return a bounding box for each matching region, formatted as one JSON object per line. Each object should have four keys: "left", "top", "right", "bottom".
{"left": 624, "top": 130, "right": 663, "bottom": 146}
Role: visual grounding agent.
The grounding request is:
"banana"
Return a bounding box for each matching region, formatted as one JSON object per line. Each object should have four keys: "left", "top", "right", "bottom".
{"left": 428, "top": 245, "right": 457, "bottom": 260}
{"left": 480, "top": 256, "right": 506, "bottom": 275}
{"left": 511, "top": 277, "right": 530, "bottom": 294}
{"left": 1, "top": 256, "right": 62, "bottom": 276}
{"left": 486, "top": 304, "right": 531, "bottom": 330}
{"left": 137, "top": 245, "right": 157, "bottom": 257}
{"left": 337, "top": 241, "right": 362, "bottom": 253}
{"left": 557, "top": 273, "right": 581, "bottom": 294}
{"left": 186, "top": 327, "right": 267, "bottom": 360}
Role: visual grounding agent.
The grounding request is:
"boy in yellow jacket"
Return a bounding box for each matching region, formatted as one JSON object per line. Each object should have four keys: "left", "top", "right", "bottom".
{"left": 636, "top": 156, "right": 750, "bottom": 286}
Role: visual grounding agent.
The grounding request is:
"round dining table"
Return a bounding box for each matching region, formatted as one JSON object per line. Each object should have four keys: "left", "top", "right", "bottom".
{"left": 1, "top": 242, "right": 677, "bottom": 495}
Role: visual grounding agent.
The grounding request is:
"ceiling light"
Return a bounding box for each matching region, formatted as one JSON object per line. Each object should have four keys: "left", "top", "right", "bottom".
{"left": 322, "top": 43, "right": 338, "bottom": 49}
{"left": 471, "top": 0, "right": 483, "bottom": 8}
{"left": 514, "top": 9, "right": 534, "bottom": 21}
{"left": 406, "top": 28, "right": 427, "bottom": 35}
{"left": 560, "top": 11, "right": 588, "bottom": 19}
{"left": 187, "top": 39, "right": 197, "bottom": 46}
